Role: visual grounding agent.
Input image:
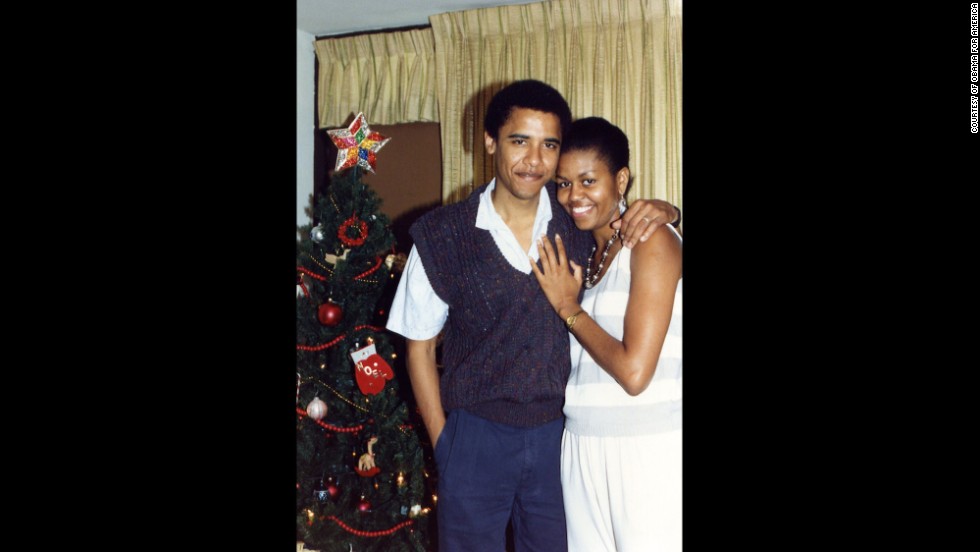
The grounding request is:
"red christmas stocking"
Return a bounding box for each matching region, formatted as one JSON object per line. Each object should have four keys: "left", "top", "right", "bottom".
{"left": 350, "top": 342, "right": 394, "bottom": 395}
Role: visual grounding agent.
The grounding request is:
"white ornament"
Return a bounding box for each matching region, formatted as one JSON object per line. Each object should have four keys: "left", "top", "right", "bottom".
{"left": 306, "top": 396, "right": 327, "bottom": 421}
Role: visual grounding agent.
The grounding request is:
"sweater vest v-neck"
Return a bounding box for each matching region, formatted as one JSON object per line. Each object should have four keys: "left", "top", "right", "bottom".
{"left": 410, "top": 182, "right": 591, "bottom": 427}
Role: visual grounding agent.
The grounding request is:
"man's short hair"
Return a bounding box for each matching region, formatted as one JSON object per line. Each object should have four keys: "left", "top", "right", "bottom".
{"left": 483, "top": 80, "right": 573, "bottom": 141}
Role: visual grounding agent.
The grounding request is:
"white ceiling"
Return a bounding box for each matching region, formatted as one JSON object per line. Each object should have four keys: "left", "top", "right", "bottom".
{"left": 297, "top": 0, "right": 538, "bottom": 37}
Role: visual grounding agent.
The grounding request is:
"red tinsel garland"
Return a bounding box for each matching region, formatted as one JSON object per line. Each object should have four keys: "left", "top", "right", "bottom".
{"left": 296, "top": 325, "right": 385, "bottom": 351}
{"left": 295, "top": 407, "right": 363, "bottom": 433}
{"left": 297, "top": 266, "right": 328, "bottom": 281}
{"left": 297, "top": 266, "right": 324, "bottom": 306}
{"left": 326, "top": 515, "right": 414, "bottom": 537}
{"left": 298, "top": 279, "right": 312, "bottom": 300}
{"left": 353, "top": 257, "right": 383, "bottom": 280}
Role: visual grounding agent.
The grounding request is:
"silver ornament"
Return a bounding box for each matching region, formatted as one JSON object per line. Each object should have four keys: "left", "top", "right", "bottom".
{"left": 311, "top": 224, "right": 326, "bottom": 243}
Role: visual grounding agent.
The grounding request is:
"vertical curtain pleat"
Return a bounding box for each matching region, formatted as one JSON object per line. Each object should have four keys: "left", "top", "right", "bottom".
{"left": 314, "top": 28, "right": 438, "bottom": 127}
{"left": 430, "top": 0, "right": 681, "bottom": 210}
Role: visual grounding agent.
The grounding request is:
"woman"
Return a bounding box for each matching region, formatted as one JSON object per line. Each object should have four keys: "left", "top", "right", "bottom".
{"left": 530, "top": 117, "right": 682, "bottom": 551}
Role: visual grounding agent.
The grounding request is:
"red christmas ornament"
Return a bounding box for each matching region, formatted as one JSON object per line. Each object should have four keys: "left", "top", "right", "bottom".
{"left": 317, "top": 300, "right": 343, "bottom": 326}
{"left": 350, "top": 341, "right": 394, "bottom": 395}
{"left": 357, "top": 497, "right": 372, "bottom": 512}
{"left": 338, "top": 215, "right": 369, "bottom": 247}
{"left": 326, "top": 476, "right": 340, "bottom": 500}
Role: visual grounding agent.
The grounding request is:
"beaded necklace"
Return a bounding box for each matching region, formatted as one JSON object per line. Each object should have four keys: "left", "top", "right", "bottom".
{"left": 583, "top": 229, "right": 620, "bottom": 289}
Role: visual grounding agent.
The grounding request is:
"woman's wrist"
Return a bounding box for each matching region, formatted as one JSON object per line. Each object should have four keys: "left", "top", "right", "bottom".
{"left": 564, "top": 309, "right": 586, "bottom": 332}
{"left": 558, "top": 304, "right": 581, "bottom": 320}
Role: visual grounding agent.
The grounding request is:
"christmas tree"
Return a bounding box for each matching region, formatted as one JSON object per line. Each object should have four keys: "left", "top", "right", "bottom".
{"left": 296, "top": 114, "right": 433, "bottom": 552}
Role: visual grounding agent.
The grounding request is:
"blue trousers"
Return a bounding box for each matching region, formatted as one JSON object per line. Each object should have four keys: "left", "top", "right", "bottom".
{"left": 434, "top": 409, "right": 567, "bottom": 552}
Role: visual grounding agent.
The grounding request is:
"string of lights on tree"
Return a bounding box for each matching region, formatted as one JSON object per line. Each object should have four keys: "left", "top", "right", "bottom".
{"left": 296, "top": 113, "right": 432, "bottom": 552}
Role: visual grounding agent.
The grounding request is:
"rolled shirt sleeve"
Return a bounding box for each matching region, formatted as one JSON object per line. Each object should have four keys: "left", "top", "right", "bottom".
{"left": 385, "top": 245, "right": 448, "bottom": 340}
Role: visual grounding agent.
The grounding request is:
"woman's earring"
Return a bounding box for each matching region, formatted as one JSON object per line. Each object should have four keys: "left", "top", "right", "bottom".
{"left": 619, "top": 195, "right": 627, "bottom": 214}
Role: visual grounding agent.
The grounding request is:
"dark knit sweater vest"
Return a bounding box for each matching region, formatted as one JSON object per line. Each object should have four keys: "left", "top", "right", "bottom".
{"left": 409, "top": 182, "right": 591, "bottom": 427}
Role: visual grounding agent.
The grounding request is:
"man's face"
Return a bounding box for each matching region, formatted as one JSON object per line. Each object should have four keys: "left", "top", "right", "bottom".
{"left": 484, "top": 107, "right": 562, "bottom": 202}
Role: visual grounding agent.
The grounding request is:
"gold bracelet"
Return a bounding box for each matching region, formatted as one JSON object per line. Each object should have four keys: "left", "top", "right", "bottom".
{"left": 565, "top": 309, "right": 585, "bottom": 331}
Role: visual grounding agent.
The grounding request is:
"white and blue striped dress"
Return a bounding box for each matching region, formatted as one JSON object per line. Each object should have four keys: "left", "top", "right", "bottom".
{"left": 561, "top": 226, "right": 682, "bottom": 552}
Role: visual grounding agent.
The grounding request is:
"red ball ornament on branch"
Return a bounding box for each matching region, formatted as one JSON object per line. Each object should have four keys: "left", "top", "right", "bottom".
{"left": 325, "top": 476, "right": 340, "bottom": 501}
{"left": 317, "top": 300, "right": 343, "bottom": 326}
{"left": 357, "top": 496, "right": 372, "bottom": 513}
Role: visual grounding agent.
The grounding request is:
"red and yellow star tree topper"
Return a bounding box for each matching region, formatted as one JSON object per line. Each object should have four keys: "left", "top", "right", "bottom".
{"left": 326, "top": 112, "right": 391, "bottom": 173}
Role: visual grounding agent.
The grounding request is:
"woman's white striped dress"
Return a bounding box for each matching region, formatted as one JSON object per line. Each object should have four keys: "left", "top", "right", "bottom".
{"left": 562, "top": 226, "right": 682, "bottom": 552}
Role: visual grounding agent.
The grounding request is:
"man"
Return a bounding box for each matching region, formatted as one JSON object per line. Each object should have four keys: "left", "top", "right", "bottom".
{"left": 386, "top": 80, "right": 679, "bottom": 552}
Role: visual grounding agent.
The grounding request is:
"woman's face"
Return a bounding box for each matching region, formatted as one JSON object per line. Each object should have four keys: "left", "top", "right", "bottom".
{"left": 555, "top": 148, "right": 629, "bottom": 232}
